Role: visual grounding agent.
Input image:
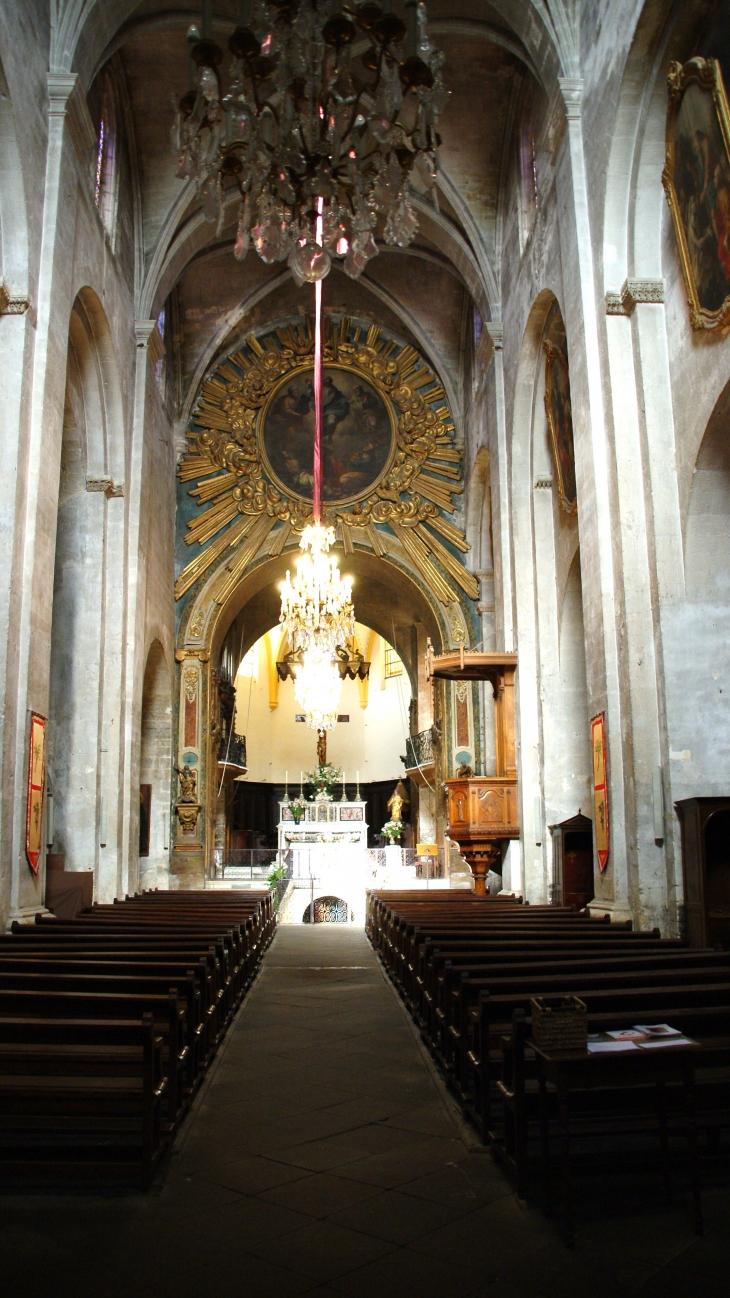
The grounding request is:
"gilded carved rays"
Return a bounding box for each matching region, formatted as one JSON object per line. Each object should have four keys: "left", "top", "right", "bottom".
{"left": 176, "top": 317, "right": 479, "bottom": 608}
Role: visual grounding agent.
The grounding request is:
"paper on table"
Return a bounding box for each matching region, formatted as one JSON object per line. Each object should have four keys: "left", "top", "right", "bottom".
{"left": 587, "top": 1040, "right": 640, "bottom": 1053}
{"left": 634, "top": 1024, "right": 682, "bottom": 1036}
{"left": 637, "top": 1037, "right": 694, "bottom": 1049}
{"left": 606, "top": 1029, "right": 647, "bottom": 1040}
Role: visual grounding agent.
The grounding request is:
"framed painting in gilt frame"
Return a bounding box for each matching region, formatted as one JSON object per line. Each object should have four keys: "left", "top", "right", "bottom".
{"left": 663, "top": 57, "right": 730, "bottom": 331}
{"left": 591, "top": 712, "right": 609, "bottom": 873}
{"left": 543, "top": 340, "right": 577, "bottom": 514}
{"left": 26, "top": 712, "right": 46, "bottom": 875}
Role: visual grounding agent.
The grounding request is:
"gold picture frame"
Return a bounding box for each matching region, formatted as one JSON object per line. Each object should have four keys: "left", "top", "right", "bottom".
{"left": 663, "top": 57, "right": 730, "bottom": 331}
{"left": 258, "top": 361, "right": 398, "bottom": 508}
{"left": 543, "top": 340, "right": 577, "bottom": 514}
{"left": 175, "top": 318, "right": 480, "bottom": 607}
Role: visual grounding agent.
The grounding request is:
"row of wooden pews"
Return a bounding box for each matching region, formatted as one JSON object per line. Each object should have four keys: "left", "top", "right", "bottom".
{"left": 367, "top": 890, "right": 730, "bottom": 1240}
{"left": 0, "top": 888, "right": 275, "bottom": 1190}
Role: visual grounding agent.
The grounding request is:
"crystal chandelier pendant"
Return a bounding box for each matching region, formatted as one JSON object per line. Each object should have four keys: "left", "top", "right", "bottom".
{"left": 293, "top": 646, "right": 343, "bottom": 733}
{"left": 280, "top": 524, "right": 355, "bottom": 657}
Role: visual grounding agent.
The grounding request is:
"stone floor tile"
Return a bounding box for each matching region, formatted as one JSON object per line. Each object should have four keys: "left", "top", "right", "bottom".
{"left": 245, "top": 1218, "right": 397, "bottom": 1283}
{"left": 397, "top": 1155, "right": 513, "bottom": 1209}
{"left": 334, "top": 1136, "right": 472, "bottom": 1189}
{"left": 261, "top": 1170, "right": 382, "bottom": 1217}
{"left": 328, "top": 1243, "right": 479, "bottom": 1298}
{"left": 197, "top": 1153, "right": 312, "bottom": 1195}
{"left": 327, "top": 1186, "right": 465, "bottom": 1244}
{"left": 174, "top": 1249, "right": 313, "bottom": 1297}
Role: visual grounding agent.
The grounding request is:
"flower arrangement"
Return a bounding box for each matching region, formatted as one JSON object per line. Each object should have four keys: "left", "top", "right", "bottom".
{"left": 304, "top": 763, "right": 341, "bottom": 800}
{"left": 290, "top": 795, "right": 307, "bottom": 824}
{"left": 381, "top": 819, "right": 404, "bottom": 844}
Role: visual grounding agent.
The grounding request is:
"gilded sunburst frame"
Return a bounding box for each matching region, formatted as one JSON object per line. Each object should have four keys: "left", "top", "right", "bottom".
{"left": 663, "top": 57, "right": 730, "bottom": 331}
{"left": 176, "top": 318, "right": 479, "bottom": 608}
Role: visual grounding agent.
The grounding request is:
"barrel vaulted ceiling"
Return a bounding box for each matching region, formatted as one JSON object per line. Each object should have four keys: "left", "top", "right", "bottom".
{"left": 57, "top": 1, "right": 575, "bottom": 423}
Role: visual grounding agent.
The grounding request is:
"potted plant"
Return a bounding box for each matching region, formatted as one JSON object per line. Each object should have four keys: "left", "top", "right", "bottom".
{"left": 290, "top": 795, "right": 307, "bottom": 824}
{"left": 381, "top": 818, "right": 403, "bottom": 844}
{"left": 305, "top": 763, "right": 341, "bottom": 801}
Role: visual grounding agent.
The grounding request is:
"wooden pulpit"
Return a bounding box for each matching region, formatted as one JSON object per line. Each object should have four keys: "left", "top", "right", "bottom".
{"left": 426, "top": 644, "right": 519, "bottom": 894}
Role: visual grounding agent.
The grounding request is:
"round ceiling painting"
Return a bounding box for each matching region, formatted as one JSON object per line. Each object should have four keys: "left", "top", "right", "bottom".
{"left": 260, "top": 364, "right": 396, "bottom": 506}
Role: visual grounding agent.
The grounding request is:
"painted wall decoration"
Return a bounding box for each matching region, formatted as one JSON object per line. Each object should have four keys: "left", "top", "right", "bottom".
{"left": 663, "top": 57, "right": 730, "bottom": 330}
{"left": 543, "top": 340, "right": 577, "bottom": 514}
{"left": 175, "top": 317, "right": 479, "bottom": 609}
{"left": 591, "top": 712, "right": 610, "bottom": 872}
{"left": 261, "top": 365, "right": 395, "bottom": 505}
{"left": 26, "top": 712, "right": 46, "bottom": 875}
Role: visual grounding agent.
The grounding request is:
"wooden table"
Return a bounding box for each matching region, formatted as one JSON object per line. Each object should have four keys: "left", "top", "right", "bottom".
{"left": 530, "top": 1038, "right": 703, "bottom": 1246}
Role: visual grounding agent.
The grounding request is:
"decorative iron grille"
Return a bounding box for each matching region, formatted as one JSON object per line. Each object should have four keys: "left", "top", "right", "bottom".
{"left": 404, "top": 727, "right": 435, "bottom": 770}
{"left": 302, "top": 895, "right": 350, "bottom": 923}
{"left": 218, "top": 733, "right": 247, "bottom": 769}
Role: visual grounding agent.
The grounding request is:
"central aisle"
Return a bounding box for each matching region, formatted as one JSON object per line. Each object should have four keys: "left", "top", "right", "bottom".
{"left": 165, "top": 924, "right": 520, "bottom": 1295}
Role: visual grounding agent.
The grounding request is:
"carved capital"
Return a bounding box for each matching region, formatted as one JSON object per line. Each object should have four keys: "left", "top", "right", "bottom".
{"left": 606, "top": 278, "right": 665, "bottom": 316}
{"left": 47, "top": 73, "right": 96, "bottom": 160}
{"left": 558, "top": 78, "right": 584, "bottom": 120}
{"left": 622, "top": 278, "right": 665, "bottom": 312}
{"left": 86, "top": 475, "right": 124, "bottom": 498}
{"left": 176, "top": 648, "right": 210, "bottom": 663}
{"left": 134, "top": 320, "right": 157, "bottom": 349}
{"left": 0, "top": 280, "right": 30, "bottom": 315}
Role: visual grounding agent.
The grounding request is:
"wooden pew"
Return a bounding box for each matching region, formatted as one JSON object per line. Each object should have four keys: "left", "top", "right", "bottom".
{"left": 0, "top": 1015, "right": 167, "bottom": 1190}
{"left": 0, "top": 888, "right": 274, "bottom": 1186}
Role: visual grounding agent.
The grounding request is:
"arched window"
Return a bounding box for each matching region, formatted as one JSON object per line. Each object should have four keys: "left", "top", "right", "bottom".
{"left": 94, "top": 74, "right": 117, "bottom": 240}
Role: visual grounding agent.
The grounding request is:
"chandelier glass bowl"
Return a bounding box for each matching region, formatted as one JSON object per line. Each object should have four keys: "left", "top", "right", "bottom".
{"left": 293, "top": 645, "right": 343, "bottom": 731}
{"left": 172, "top": 1, "right": 449, "bottom": 280}
{"left": 279, "top": 523, "right": 355, "bottom": 655}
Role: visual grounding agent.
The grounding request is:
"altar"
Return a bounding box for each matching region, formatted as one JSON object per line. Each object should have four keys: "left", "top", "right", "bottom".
{"left": 277, "top": 799, "right": 368, "bottom": 879}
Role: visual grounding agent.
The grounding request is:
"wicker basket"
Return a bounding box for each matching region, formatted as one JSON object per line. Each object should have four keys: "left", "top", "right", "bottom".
{"left": 531, "top": 996, "right": 587, "bottom": 1052}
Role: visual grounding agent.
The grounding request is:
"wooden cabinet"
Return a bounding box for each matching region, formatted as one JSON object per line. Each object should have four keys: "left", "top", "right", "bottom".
{"left": 675, "top": 797, "right": 730, "bottom": 948}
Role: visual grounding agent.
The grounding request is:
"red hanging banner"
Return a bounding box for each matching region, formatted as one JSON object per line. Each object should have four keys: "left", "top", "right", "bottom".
{"left": 26, "top": 712, "right": 46, "bottom": 875}
{"left": 591, "top": 712, "right": 610, "bottom": 872}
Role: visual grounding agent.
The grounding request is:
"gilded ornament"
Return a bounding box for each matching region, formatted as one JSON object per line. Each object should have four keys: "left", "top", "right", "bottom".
{"left": 176, "top": 319, "right": 479, "bottom": 605}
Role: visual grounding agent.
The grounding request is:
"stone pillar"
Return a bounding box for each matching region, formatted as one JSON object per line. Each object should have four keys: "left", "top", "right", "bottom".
{"left": 554, "top": 78, "right": 632, "bottom": 921}
{"left": 4, "top": 74, "right": 94, "bottom": 926}
{"left": 485, "top": 324, "right": 514, "bottom": 652}
{"left": 476, "top": 568, "right": 497, "bottom": 777}
{"left": 602, "top": 278, "right": 680, "bottom": 931}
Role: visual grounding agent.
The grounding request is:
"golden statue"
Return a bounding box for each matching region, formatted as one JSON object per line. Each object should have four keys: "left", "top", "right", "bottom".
{"left": 176, "top": 764, "right": 198, "bottom": 803}
{"left": 387, "top": 780, "right": 410, "bottom": 822}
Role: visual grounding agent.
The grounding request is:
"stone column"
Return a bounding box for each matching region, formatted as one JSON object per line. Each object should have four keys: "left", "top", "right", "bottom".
{"left": 603, "top": 278, "right": 680, "bottom": 931}
{"left": 117, "top": 321, "right": 156, "bottom": 900}
{"left": 554, "top": 78, "right": 632, "bottom": 921}
{"left": 4, "top": 75, "right": 94, "bottom": 926}
{"left": 485, "top": 324, "right": 515, "bottom": 652}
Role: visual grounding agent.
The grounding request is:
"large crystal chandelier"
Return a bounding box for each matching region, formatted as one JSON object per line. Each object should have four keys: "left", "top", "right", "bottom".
{"left": 293, "top": 645, "right": 343, "bottom": 730}
{"left": 280, "top": 523, "right": 355, "bottom": 654}
{"left": 172, "top": 0, "right": 448, "bottom": 281}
